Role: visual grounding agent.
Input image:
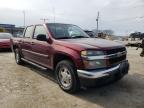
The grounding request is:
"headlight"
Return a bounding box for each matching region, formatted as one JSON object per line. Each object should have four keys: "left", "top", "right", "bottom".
{"left": 81, "top": 50, "right": 104, "bottom": 56}
{"left": 81, "top": 50, "right": 106, "bottom": 69}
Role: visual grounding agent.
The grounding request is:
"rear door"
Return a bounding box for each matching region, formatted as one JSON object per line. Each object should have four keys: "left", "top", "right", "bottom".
{"left": 30, "top": 25, "right": 52, "bottom": 68}
{"left": 21, "top": 26, "right": 34, "bottom": 60}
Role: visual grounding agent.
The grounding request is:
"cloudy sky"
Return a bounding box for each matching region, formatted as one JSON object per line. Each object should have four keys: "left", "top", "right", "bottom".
{"left": 0, "top": 0, "right": 144, "bottom": 35}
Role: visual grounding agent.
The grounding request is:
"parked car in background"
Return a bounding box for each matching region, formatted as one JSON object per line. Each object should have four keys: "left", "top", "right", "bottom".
{"left": 0, "top": 33, "right": 12, "bottom": 50}
{"left": 84, "top": 30, "right": 96, "bottom": 37}
{"left": 11, "top": 23, "right": 129, "bottom": 93}
{"left": 13, "top": 31, "right": 23, "bottom": 38}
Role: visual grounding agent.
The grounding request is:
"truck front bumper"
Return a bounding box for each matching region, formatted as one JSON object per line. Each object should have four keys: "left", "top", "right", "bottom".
{"left": 77, "top": 60, "right": 129, "bottom": 86}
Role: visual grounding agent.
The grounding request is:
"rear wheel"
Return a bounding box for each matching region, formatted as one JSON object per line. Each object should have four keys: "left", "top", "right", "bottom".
{"left": 15, "top": 48, "right": 23, "bottom": 65}
{"left": 55, "top": 60, "right": 80, "bottom": 93}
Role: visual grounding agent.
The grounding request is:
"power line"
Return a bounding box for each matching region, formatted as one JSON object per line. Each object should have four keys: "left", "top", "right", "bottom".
{"left": 49, "top": 0, "right": 56, "bottom": 23}
{"left": 113, "top": 16, "right": 144, "bottom": 21}
{"left": 139, "top": 16, "right": 144, "bottom": 19}
{"left": 40, "top": 18, "right": 49, "bottom": 23}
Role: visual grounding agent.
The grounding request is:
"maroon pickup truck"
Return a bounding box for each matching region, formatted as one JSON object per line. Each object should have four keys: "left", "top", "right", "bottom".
{"left": 11, "top": 23, "right": 129, "bottom": 93}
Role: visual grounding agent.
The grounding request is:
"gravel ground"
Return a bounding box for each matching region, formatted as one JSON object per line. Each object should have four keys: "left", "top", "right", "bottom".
{"left": 0, "top": 48, "right": 144, "bottom": 108}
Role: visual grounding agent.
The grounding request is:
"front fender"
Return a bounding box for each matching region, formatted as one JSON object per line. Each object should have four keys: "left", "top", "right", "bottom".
{"left": 53, "top": 45, "right": 84, "bottom": 69}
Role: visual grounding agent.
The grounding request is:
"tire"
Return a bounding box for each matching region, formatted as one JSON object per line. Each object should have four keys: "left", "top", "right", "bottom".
{"left": 14, "top": 48, "right": 23, "bottom": 65}
{"left": 55, "top": 60, "right": 80, "bottom": 93}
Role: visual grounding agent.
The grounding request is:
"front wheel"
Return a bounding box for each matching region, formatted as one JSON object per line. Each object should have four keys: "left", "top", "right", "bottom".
{"left": 55, "top": 60, "right": 80, "bottom": 93}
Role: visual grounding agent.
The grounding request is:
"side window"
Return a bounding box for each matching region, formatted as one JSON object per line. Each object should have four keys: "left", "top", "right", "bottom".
{"left": 34, "top": 25, "right": 47, "bottom": 39}
{"left": 24, "top": 26, "right": 34, "bottom": 38}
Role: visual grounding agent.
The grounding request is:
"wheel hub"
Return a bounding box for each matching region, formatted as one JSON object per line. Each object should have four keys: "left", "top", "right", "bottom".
{"left": 16, "top": 52, "right": 19, "bottom": 63}
{"left": 59, "top": 67, "right": 72, "bottom": 88}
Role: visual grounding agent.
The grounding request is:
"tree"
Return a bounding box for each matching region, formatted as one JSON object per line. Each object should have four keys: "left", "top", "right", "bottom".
{"left": 92, "top": 29, "right": 114, "bottom": 36}
{"left": 102, "top": 30, "right": 114, "bottom": 36}
{"left": 130, "top": 32, "right": 143, "bottom": 40}
{"left": 0, "top": 27, "right": 6, "bottom": 32}
{"left": 141, "top": 33, "right": 144, "bottom": 39}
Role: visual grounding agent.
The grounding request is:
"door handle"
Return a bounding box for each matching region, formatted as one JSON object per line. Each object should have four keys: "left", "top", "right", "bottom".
{"left": 31, "top": 42, "right": 35, "bottom": 45}
{"left": 19, "top": 40, "right": 23, "bottom": 43}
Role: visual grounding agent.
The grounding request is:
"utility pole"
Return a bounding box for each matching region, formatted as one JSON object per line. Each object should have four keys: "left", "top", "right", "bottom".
{"left": 23, "top": 10, "right": 25, "bottom": 27}
{"left": 40, "top": 18, "right": 49, "bottom": 23}
{"left": 96, "top": 11, "right": 99, "bottom": 35}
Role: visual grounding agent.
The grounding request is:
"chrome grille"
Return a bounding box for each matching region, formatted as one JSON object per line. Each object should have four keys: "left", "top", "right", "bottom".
{"left": 106, "top": 47, "right": 126, "bottom": 66}
{"left": 106, "top": 47, "right": 126, "bottom": 55}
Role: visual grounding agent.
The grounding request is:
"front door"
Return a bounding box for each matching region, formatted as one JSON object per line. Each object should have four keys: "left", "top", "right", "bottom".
{"left": 30, "top": 25, "right": 52, "bottom": 69}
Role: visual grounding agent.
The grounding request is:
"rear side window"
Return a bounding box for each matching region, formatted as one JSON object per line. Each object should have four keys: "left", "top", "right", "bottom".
{"left": 24, "top": 26, "right": 34, "bottom": 38}
{"left": 34, "top": 25, "right": 47, "bottom": 39}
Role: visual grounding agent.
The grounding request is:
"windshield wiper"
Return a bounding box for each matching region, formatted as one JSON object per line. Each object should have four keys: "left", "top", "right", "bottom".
{"left": 56, "top": 36, "right": 71, "bottom": 39}
{"left": 71, "top": 35, "right": 89, "bottom": 38}
{"left": 56, "top": 36, "right": 89, "bottom": 39}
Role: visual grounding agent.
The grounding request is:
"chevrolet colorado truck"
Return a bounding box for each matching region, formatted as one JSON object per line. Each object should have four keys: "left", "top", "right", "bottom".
{"left": 11, "top": 23, "right": 129, "bottom": 93}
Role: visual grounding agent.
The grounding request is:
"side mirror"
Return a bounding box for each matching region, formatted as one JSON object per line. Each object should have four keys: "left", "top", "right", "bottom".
{"left": 36, "top": 34, "right": 47, "bottom": 41}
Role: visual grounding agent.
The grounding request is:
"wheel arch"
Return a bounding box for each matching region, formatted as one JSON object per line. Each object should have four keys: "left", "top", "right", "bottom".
{"left": 53, "top": 52, "right": 77, "bottom": 70}
{"left": 12, "top": 44, "right": 18, "bottom": 52}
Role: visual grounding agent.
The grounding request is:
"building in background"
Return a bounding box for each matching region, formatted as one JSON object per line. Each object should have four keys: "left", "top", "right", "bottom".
{"left": 0, "top": 24, "right": 24, "bottom": 37}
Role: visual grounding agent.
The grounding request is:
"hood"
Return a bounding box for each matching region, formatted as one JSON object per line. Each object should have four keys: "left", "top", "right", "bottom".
{"left": 55, "top": 38, "right": 125, "bottom": 51}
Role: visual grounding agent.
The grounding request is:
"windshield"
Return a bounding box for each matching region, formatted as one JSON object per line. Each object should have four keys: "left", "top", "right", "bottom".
{"left": 47, "top": 23, "right": 90, "bottom": 39}
{"left": 0, "top": 33, "right": 12, "bottom": 39}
